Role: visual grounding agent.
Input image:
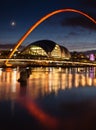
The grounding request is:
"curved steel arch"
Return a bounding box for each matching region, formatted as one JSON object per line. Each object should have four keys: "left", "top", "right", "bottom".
{"left": 5, "top": 8, "right": 96, "bottom": 66}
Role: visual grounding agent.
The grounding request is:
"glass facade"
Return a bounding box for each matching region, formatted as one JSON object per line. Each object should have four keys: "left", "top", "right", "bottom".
{"left": 21, "top": 40, "right": 71, "bottom": 59}
{"left": 51, "top": 45, "right": 61, "bottom": 58}
{"left": 22, "top": 45, "right": 47, "bottom": 56}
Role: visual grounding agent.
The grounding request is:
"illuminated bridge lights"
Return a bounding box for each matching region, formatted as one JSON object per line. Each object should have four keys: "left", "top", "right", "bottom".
{"left": 5, "top": 8, "right": 96, "bottom": 66}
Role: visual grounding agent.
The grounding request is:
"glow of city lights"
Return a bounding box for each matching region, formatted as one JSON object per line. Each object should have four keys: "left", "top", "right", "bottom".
{"left": 11, "top": 71, "right": 17, "bottom": 92}
{"left": 5, "top": 8, "right": 96, "bottom": 66}
{"left": 90, "top": 54, "right": 95, "bottom": 61}
{"left": 0, "top": 68, "right": 2, "bottom": 76}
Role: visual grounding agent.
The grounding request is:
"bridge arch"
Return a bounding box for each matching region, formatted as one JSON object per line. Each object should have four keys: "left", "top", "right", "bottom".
{"left": 5, "top": 8, "right": 96, "bottom": 66}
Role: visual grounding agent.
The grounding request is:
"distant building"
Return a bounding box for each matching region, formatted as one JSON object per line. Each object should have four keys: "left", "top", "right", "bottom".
{"left": 21, "top": 40, "right": 71, "bottom": 59}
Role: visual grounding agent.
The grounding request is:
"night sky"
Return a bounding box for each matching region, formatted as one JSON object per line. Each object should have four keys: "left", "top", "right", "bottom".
{"left": 0, "top": 0, "right": 96, "bottom": 51}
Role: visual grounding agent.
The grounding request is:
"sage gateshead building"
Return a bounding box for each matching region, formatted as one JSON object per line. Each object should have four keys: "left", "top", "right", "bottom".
{"left": 20, "top": 40, "right": 71, "bottom": 60}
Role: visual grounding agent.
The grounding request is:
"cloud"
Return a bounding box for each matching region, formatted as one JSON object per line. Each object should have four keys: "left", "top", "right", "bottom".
{"left": 63, "top": 32, "right": 79, "bottom": 39}
{"left": 61, "top": 16, "right": 96, "bottom": 30}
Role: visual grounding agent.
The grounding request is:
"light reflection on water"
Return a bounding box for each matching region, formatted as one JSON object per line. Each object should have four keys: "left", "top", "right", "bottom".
{"left": 0, "top": 67, "right": 96, "bottom": 100}
{"left": 0, "top": 67, "right": 96, "bottom": 130}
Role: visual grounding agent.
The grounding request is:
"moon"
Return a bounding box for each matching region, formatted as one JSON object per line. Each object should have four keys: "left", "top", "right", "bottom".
{"left": 11, "top": 21, "right": 16, "bottom": 27}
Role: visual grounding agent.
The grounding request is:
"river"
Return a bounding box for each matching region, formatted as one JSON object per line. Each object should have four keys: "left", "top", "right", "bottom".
{"left": 0, "top": 67, "right": 96, "bottom": 130}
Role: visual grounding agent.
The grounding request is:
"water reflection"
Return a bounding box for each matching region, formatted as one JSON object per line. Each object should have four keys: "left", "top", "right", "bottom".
{"left": 18, "top": 67, "right": 31, "bottom": 82}
{"left": 1, "top": 67, "right": 96, "bottom": 130}
{"left": 0, "top": 67, "right": 96, "bottom": 100}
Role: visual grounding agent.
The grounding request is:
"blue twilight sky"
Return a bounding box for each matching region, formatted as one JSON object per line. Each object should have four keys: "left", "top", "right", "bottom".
{"left": 0, "top": 0, "right": 96, "bottom": 51}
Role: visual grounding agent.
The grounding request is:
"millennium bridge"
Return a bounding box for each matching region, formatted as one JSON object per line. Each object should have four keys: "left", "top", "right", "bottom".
{"left": 0, "top": 59, "right": 96, "bottom": 67}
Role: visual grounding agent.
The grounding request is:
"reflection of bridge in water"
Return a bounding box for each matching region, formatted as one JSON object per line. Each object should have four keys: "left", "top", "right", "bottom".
{"left": 0, "top": 67, "right": 96, "bottom": 129}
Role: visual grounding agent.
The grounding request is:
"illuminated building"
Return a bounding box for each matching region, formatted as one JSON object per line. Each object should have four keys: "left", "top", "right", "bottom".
{"left": 21, "top": 40, "right": 71, "bottom": 59}
{"left": 89, "top": 54, "right": 95, "bottom": 61}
